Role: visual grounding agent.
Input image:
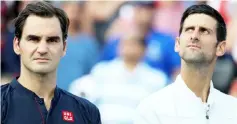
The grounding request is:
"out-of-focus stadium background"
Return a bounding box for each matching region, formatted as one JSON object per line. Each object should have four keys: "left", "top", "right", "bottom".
{"left": 1, "top": 1, "right": 237, "bottom": 123}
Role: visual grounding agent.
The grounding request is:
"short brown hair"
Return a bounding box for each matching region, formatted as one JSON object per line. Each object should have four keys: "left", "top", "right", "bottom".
{"left": 14, "top": 1, "right": 70, "bottom": 41}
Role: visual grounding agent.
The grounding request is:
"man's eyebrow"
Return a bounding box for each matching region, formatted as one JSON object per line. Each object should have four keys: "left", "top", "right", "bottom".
{"left": 183, "top": 26, "right": 214, "bottom": 32}
{"left": 26, "top": 35, "right": 41, "bottom": 40}
{"left": 199, "top": 26, "right": 214, "bottom": 32}
{"left": 46, "top": 36, "right": 61, "bottom": 40}
{"left": 183, "top": 26, "right": 194, "bottom": 29}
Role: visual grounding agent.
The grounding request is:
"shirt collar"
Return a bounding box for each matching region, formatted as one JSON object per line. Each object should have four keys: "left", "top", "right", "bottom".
{"left": 173, "top": 74, "right": 215, "bottom": 117}
{"left": 10, "top": 78, "right": 60, "bottom": 101}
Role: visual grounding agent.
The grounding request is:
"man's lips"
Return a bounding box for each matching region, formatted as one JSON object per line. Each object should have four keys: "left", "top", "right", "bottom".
{"left": 187, "top": 44, "right": 201, "bottom": 49}
{"left": 34, "top": 58, "right": 50, "bottom": 62}
{"left": 34, "top": 58, "right": 50, "bottom": 60}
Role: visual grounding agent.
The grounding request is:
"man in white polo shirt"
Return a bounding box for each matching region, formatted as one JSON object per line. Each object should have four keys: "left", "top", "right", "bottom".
{"left": 134, "top": 4, "right": 237, "bottom": 124}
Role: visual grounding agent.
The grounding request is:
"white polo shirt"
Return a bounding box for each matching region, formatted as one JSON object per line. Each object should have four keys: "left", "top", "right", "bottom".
{"left": 69, "top": 59, "right": 168, "bottom": 124}
{"left": 134, "top": 75, "right": 237, "bottom": 124}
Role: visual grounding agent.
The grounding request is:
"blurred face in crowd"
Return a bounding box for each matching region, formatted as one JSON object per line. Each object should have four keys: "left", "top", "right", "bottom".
{"left": 133, "top": 5, "right": 154, "bottom": 30}
{"left": 13, "top": 15, "right": 66, "bottom": 74}
{"left": 118, "top": 36, "right": 145, "bottom": 62}
{"left": 62, "top": 2, "right": 80, "bottom": 27}
{"left": 175, "top": 14, "right": 226, "bottom": 65}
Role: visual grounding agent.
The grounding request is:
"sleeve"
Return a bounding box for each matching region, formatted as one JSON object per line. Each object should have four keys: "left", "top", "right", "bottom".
{"left": 76, "top": 96, "right": 101, "bottom": 124}
{"left": 90, "top": 104, "right": 102, "bottom": 124}
{"left": 1, "top": 98, "right": 7, "bottom": 123}
{"left": 69, "top": 75, "right": 98, "bottom": 103}
{"left": 1, "top": 84, "right": 10, "bottom": 123}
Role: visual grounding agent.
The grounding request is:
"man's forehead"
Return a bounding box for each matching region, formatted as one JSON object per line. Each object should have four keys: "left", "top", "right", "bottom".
{"left": 22, "top": 15, "right": 62, "bottom": 39}
{"left": 183, "top": 14, "right": 217, "bottom": 30}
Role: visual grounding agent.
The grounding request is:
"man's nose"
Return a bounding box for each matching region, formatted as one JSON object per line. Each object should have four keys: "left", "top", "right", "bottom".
{"left": 190, "top": 29, "right": 200, "bottom": 42}
{"left": 37, "top": 41, "right": 48, "bottom": 55}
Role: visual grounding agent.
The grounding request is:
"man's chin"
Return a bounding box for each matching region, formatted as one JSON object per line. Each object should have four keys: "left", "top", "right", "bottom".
{"left": 31, "top": 68, "right": 54, "bottom": 75}
{"left": 182, "top": 57, "right": 205, "bottom": 64}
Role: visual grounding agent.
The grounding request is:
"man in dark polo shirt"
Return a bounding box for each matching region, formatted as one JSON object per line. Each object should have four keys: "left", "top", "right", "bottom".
{"left": 1, "top": 1, "right": 101, "bottom": 124}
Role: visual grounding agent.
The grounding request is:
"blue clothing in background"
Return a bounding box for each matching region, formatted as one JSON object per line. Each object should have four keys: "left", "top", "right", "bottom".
{"left": 100, "top": 30, "right": 181, "bottom": 79}
{"left": 57, "top": 33, "right": 100, "bottom": 91}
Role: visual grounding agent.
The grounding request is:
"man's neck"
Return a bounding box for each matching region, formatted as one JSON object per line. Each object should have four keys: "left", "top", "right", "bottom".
{"left": 18, "top": 68, "right": 56, "bottom": 100}
{"left": 123, "top": 59, "right": 139, "bottom": 72}
{"left": 180, "top": 61, "right": 215, "bottom": 103}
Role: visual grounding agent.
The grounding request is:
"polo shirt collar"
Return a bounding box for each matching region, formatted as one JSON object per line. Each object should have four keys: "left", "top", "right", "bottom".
{"left": 173, "top": 74, "right": 215, "bottom": 117}
{"left": 10, "top": 78, "right": 60, "bottom": 101}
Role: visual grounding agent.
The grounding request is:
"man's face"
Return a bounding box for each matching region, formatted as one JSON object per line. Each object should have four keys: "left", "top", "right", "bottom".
{"left": 175, "top": 14, "right": 223, "bottom": 64}
{"left": 134, "top": 6, "right": 153, "bottom": 29}
{"left": 63, "top": 2, "right": 80, "bottom": 27}
{"left": 118, "top": 37, "right": 145, "bottom": 62}
{"left": 14, "top": 15, "right": 66, "bottom": 74}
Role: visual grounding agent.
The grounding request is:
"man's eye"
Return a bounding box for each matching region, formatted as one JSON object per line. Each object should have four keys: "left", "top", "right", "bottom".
{"left": 28, "top": 38, "right": 39, "bottom": 42}
{"left": 48, "top": 39, "right": 58, "bottom": 43}
{"left": 185, "top": 28, "right": 194, "bottom": 32}
{"left": 200, "top": 28, "right": 209, "bottom": 35}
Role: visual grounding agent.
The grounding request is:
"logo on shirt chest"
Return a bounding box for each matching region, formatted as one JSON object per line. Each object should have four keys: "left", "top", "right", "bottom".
{"left": 62, "top": 111, "right": 74, "bottom": 122}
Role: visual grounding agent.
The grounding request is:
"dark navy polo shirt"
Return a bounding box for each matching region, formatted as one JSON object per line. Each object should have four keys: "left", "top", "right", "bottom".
{"left": 1, "top": 79, "right": 101, "bottom": 124}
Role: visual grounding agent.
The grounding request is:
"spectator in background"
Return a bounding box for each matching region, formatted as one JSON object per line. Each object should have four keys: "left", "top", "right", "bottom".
{"left": 69, "top": 31, "right": 167, "bottom": 124}
{"left": 229, "top": 5, "right": 237, "bottom": 97}
{"left": 56, "top": 1, "right": 99, "bottom": 91}
{"left": 152, "top": 1, "right": 185, "bottom": 36}
{"left": 208, "top": 1, "right": 237, "bottom": 94}
{"left": 85, "top": 1, "right": 125, "bottom": 46}
{"left": 229, "top": 79, "right": 237, "bottom": 97}
{"left": 101, "top": 1, "right": 181, "bottom": 81}
{"left": 1, "top": 1, "right": 31, "bottom": 84}
{"left": 1, "top": 1, "right": 11, "bottom": 84}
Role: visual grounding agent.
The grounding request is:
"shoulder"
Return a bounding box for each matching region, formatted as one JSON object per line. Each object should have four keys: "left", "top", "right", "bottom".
{"left": 91, "top": 59, "right": 120, "bottom": 74}
{"left": 59, "top": 88, "right": 101, "bottom": 121}
{"left": 1, "top": 83, "right": 11, "bottom": 93}
{"left": 1, "top": 83, "right": 14, "bottom": 122}
{"left": 140, "top": 63, "right": 168, "bottom": 84}
{"left": 135, "top": 84, "right": 176, "bottom": 123}
{"left": 92, "top": 61, "right": 109, "bottom": 71}
{"left": 142, "top": 64, "right": 167, "bottom": 78}
{"left": 214, "top": 89, "right": 237, "bottom": 104}
{"left": 60, "top": 88, "right": 100, "bottom": 112}
{"left": 137, "top": 83, "right": 176, "bottom": 114}
{"left": 214, "top": 89, "right": 237, "bottom": 115}
{"left": 1, "top": 83, "right": 14, "bottom": 101}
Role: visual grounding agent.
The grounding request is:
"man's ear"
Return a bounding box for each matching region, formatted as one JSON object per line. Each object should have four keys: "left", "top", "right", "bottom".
{"left": 175, "top": 37, "right": 180, "bottom": 53}
{"left": 13, "top": 37, "right": 21, "bottom": 55}
{"left": 216, "top": 41, "right": 226, "bottom": 57}
{"left": 62, "top": 41, "right": 67, "bottom": 57}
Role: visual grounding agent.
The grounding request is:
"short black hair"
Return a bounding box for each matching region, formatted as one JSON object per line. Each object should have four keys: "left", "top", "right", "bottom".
{"left": 179, "top": 4, "right": 226, "bottom": 42}
{"left": 14, "top": 1, "right": 70, "bottom": 41}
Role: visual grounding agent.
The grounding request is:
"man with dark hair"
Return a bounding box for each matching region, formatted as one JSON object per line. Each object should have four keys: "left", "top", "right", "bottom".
{"left": 134, "top": 4, "right": 237, "bottom": 124}
{"left": 1, "top": 1, "right": 101, "bottom": 124}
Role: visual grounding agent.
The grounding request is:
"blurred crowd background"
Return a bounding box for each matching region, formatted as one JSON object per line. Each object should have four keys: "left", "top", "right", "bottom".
{"left": 1, "top": 1, "right": 237, "bottom": 123}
